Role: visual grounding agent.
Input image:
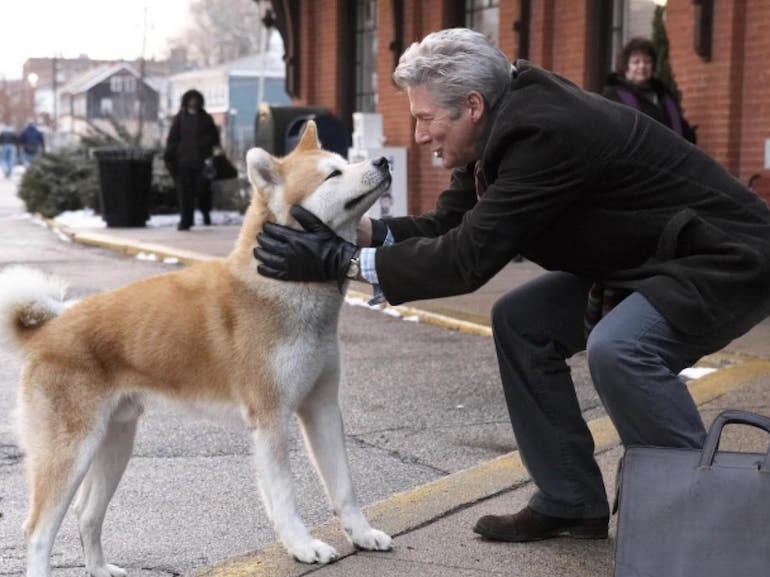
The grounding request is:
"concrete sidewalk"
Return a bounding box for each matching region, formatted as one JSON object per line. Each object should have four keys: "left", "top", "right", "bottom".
{"left": 41, "top": 216, "right": 770, "bottom": 577}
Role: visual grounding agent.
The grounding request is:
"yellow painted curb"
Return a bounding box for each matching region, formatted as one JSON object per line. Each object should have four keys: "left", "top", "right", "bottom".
{"left": 69, "top": 230, "right": 215, "bottom": 266}
{"left": 346, "top": 289, "right": 492, "bottom": 338}
{"left": 196, "top": 352, "right": 770, "bottom": 577}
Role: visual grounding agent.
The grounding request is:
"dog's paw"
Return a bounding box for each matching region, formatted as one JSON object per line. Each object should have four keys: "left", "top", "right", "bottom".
{"left": 289, "top": 539, "right": 339, "bottom": 564}
{"left": 352, "top": 528, "right": 393, "bottom": 551}
{"left": 87, "top": 563, "right": 127, "bottom": 577}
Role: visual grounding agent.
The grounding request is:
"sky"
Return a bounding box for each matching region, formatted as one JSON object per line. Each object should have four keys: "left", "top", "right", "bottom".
{"left": 1, "top": 0, "right": 193, "bottom": 80}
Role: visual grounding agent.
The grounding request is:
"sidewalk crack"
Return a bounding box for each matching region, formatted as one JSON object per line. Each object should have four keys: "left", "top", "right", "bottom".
{"left": 347, "top": 435, "right": 449, "bottom": 475}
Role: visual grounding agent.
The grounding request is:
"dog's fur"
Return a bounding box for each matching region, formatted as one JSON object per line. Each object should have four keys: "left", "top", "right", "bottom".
{"left": 0, "top": 122, "right": 393, "bottom": 577}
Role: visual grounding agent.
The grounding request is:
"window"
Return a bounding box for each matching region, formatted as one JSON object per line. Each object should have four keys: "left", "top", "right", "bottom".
{"left": 610, "top": 0, "right": 625, "bottom": 70}
{"left": 465, "top": 0, "right": 500, "bottom": 46}
{"left": 100, "top": 98, "right": 113, "bottom": 116}
{"left": 110, "top": 75, "right": 136, "bottom": 93}
{"left": 355, "top": 0, "right": 378, "bottom": 113}
{"left": 612, "top": 0, "right": 661, "bottom": 71}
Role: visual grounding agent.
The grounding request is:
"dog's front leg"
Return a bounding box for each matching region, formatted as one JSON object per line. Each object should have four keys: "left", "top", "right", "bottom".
{"left": 251, "top": 416, "right": 339, "bottom": 564}
{"left": 297, "top": 369, "right": 392, "bottom": 552}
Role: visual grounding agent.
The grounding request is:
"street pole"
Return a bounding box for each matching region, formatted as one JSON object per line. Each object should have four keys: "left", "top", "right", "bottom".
{"left": 52, "top": 56, "right": 58, "bottom": 136}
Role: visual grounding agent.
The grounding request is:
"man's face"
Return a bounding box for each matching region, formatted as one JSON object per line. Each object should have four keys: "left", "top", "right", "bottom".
{"left": 625, "top": 52, "right": 654, "bottom": 86}
{"left": 407, "top": 84, "right": 483, "bottom": 169}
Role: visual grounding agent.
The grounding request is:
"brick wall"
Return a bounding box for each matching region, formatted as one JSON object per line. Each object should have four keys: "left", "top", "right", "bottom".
{"left": 552, "top": 0, "right": 590, "bottom": 86}
{"left": 666, "top": 0, "right": 770, "bottom": 203}
{"left": 292, "top": 0, "right": 770, "bottom": 212}
{"left": 298, "top": 0, "right": 341, "bottom": 111}
{"left": 740, "top": 0, "right": 770, "bottom": 203}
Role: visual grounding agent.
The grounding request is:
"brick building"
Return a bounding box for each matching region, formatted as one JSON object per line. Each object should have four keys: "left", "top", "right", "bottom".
{"left": 266, "top": 0, "right": 770, "bottom": 211}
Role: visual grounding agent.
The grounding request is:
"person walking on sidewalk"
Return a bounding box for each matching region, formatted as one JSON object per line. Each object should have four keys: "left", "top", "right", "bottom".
{"left": 163, "top": 89, "right": 220, "bottom": 230}
{"left": 0, "top": 126, "right": 19, "bottom": 179}
{"left": 18, "top": 122, "right": 45, "bottom": 166}
{"left": 253, "top": 28, "right": 770, "bottom": 543}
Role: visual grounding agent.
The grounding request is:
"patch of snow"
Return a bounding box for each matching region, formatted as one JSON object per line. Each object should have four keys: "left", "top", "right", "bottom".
{"left": 679, "top": 367, "right": 718, "bottom": 380}
{"left": 53, "top": 209, "right": 244, "bottom": 229}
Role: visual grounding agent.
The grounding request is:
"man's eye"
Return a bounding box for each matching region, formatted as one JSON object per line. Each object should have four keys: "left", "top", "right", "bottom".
{"left": 325, "top": 169, "right": 342, "bottom": 181}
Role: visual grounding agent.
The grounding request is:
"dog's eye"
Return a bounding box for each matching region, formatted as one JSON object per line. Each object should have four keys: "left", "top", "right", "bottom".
{"left": 324, "top": 169, "right": 342, "bottom": 181}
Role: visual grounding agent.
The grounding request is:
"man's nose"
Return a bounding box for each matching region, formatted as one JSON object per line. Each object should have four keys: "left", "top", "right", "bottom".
{"left": 414, "top": 123, "right": 431, "bottom": 144}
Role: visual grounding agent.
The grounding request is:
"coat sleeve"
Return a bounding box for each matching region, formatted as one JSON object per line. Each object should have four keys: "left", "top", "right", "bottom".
{"left": 384, "top": 167, "right": 478, "bottom": 241}
{"left": 376, "top": 125, "right": 585, "bottom": 304}
{"left": 204, "top": 113, "right": 221, "bottom": 152}
{"left": 163, "top": 115, "right": 180, "bottom": 163}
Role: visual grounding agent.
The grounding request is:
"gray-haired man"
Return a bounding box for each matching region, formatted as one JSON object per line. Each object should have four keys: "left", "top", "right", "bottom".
{"left": 254, "top": 28, "right": 770, "bottom": 543}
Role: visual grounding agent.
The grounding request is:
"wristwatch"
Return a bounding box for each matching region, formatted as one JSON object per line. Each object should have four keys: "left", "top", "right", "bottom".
{"left": 345, "top": 252, "right": 361, "bottom": 280}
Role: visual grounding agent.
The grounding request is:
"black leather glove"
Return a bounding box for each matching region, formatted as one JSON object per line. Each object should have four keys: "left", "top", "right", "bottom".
{"left": 254, "top": 205, "right": 358, "bottom": 291}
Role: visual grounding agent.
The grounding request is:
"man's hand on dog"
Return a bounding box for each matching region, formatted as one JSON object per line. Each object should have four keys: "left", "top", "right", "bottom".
{"left": 255, "top": 205, "right": 359, "bottom": 290}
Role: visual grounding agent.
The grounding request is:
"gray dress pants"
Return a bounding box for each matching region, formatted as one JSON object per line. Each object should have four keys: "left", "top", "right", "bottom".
{"left": 491, "top": 271, "right": 737, "bottom": 519}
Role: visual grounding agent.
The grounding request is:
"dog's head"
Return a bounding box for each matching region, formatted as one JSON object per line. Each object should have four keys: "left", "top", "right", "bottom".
{"left": 245, "top": 121, "right": 392, "bottom": 242}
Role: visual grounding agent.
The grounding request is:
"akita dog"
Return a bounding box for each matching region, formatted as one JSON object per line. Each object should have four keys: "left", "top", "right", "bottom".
{"left": 0, "top": 121, "right": 393, "bottom": 577}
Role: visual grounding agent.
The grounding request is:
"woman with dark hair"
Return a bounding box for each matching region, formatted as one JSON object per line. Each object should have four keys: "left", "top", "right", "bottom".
{"left": 163, "top": 89, "right": 221, "bottom": 230}
{"left": 603, "top": 37, "right": 696, "bottom": 143}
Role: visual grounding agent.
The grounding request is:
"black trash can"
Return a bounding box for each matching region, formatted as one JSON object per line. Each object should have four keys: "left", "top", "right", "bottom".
{"left": 93, "top": 147, "right": 154, "bottom": 227}
{"left": 285, "top": 113, "right": 351, "bottom": 157}
{"left": 254, "top": 105, "right": 330, "bottom": 156}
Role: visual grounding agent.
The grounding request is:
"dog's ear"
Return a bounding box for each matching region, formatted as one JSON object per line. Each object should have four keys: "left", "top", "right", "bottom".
{"left": 295, "top": 120, "right": 320, "bottom": 151}
{"left": 246, "top": 148, "right": 282, "bottom": 192}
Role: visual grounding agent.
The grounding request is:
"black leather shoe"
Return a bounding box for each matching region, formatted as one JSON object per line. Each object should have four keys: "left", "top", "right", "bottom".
{"left": 473, "top": 506, "right": 608, "bottom": 542}
{"left": 177, "top": 222, "right": 191, "bottom": 231}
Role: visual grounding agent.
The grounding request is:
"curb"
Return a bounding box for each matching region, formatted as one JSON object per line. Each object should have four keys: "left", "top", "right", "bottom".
{"left": 41, "top": 218, "right": 217, "bottom": 266}
{"left": 195, "top": 353, "right": 770, "bottom": 577}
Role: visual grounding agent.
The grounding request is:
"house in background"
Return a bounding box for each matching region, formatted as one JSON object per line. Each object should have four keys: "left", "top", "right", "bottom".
{"left": 21, "top": 49, "right": 189, "bottom": 141}
{"left": 166, "top": 34, "right": 291, "bottom": 166}
{"left": 57, "top": 64, "right": 160, "bottom": 146}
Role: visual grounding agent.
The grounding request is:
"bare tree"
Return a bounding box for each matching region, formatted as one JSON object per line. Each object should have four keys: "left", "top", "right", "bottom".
{"left": 172, "top": 0, "right": 269, "bottom": 67}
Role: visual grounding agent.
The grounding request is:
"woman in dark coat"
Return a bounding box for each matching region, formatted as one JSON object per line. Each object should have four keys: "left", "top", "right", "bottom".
{"left": 163, "top": 89, "right": 220, "bottom": 230}
{"left": 603, "top": 37, "right": 696, "bottom": 143}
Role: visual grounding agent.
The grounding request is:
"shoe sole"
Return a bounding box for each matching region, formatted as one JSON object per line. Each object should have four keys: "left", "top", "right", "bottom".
{"left": 473, "top": 525, "right": 608, "bottom": 543}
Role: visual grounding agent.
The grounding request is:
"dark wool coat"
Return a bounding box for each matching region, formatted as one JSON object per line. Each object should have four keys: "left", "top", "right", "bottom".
{"left": 163, "top": 90, "right": 220, "bottom": 172}
{"left": 376, "top": 61, "right": 770, "bottom": 338}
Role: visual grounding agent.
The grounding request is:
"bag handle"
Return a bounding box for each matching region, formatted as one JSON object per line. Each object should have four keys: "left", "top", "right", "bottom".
{"left": 698, "top": 410, "right": 770, "bottom": 471}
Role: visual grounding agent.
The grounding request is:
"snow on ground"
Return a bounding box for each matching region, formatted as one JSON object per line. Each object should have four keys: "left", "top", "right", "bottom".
{"left": 54, "top": 209, "right": 243, "bottom": 229}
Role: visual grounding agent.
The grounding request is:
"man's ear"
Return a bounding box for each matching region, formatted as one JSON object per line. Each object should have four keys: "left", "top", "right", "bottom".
{"left": 246, "top": 147, "right": 282, "bottom": 194}
{"left": 466, "top": 91, "right": 485, "bottom": 123}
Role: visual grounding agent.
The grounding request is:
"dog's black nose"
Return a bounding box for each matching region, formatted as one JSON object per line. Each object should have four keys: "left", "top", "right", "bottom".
{"left": 374, "top": 156, "right": 389, "bottom": 170}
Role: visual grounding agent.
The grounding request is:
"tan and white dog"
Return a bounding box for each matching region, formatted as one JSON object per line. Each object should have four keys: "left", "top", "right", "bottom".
{"left": 0, "top": 121, "right": 393, "bottom": 577}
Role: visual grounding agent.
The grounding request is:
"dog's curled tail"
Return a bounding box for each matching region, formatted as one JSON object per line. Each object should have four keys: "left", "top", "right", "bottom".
{"left": 0, "top": 266, "right": 69, "bottom": 352}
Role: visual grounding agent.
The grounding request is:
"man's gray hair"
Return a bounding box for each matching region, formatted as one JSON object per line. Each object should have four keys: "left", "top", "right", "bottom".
{"left": 393, "top": 28, "right": 512, "bottom": 115}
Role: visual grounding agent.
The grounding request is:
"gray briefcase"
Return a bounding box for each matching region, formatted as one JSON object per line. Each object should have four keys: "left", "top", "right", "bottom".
{"left": 614, "top": 409, "right": 770, "bottom": 577}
